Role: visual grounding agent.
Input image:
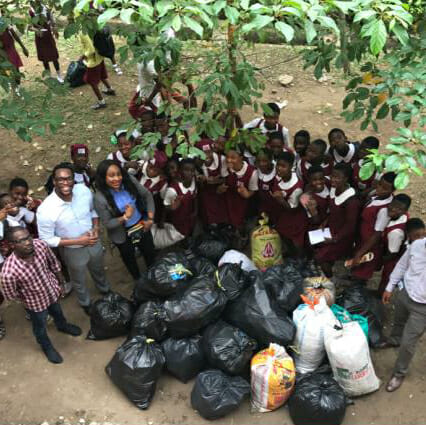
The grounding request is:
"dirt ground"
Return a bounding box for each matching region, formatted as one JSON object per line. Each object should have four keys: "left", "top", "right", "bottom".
{"left": 0, "top": 34, "right": 425, "bottom": 425}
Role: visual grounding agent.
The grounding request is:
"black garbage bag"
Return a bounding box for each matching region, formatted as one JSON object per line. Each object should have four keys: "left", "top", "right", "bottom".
{"left": 216, "top": 263, "right": 249, "bottom": 301}
{"left": 87, "top": 292, "right": 134, "bottom": 340}
{"left": 203, "top": 320, "right": 257, "bottom": 376}
{"left": 130, "top": 301, "right": 167, "bottom": 341}
{"left": 164, "top": 275, "right": 228, "bottom": 338}
{"left": 225, "top": 280, "right": 296, "bottom": 348}
{"left": 286, "top": 256, "right": 320, "bottom": 278}
{"left": 263, "top": 263, "right": 304, "bottom": 313}
{"left": 336, "top": 285, "right": 384, "bottom": 347}
{"left": 190, "top": 256, "right": 217, "bottom": 277}
{"left": 191, "top": 225, "right": 233, "bottom": 264}
{"left": 289, "top": 372, "right": 347, "bottom": 425}
{"left": 65, "top": 60, "right": 86, "bottom": 87}
{"left": 106, "top": 335, "right": 165, "bottom": 410}
{"left": 133, "top": 253, "right": 194, "bottom": 303}
{"left": 161, "top": 335, "right": 205, "bottom": 383}
{"left": 191, "top": 370, "right": 250, "bottom": 420}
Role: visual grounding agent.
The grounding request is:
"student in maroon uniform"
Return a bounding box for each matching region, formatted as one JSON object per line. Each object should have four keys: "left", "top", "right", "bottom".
{"left": 163, "top": 159, "right": 198, "bottom": 239}
{"left": 272, "top": 151, "right": 307, "bottom": 250}
{"left": 70, "top": 144, "right": 94, "bottom": 188}
{"left": 139, "top": 150, "right": 168, "bottom": 222}
{"left": 256, "top": 149, "right": 278, "bottom": 223}
{"left": 218, "top": 147, "right": 258, "bottom": 235}
{"left": 293, "top": 130, "right": 310, "bottom": 166}
{"left": 353, "top": 136, "right": 380, "bottom": 198}
{"left": 351, "top": 172, "right": 396, "bottom": 282}
{"left": 196, "top": 139, "right": 229, "bottom": 227}
{"left": 297, "top": 139, "right": 332, "bottom": 184}
{"left": 244, "top": 103, "right": 290, "bottom": 147}
{"left": 302, "top": 165, "right": 330, "bottom": 230}
{"left": 107, "top": 131, "right": 141, "bottom": 177}
{"left": 328, "top": 128, "right": 358, "bottom": 166}
{"left": 29, "top": 1, "right": 63, "bottom": 83}
{"left": 314, "top": 163, "right": 360, "bottom": 277}
{"left": 267, "top": 132, "right": 292, "bottom": 163}
{"left": 378, "top": 194, "right": 411, "bottom": 296}
{"left": 0, "top": 22, "right": 28, "bottom": 84}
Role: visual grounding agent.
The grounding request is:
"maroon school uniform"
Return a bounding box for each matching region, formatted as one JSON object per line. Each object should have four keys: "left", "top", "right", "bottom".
{"left": 257, "top": 168, "right": 279, "bottom": 223}
{"left": 29, "top": 7, "right": 59, "bottom": 63}
{"left": 273, "top": 173, "right": 307, "bottom": 248}
{"left": 84, "top": 60, "right": 107, "bottom": 86}
{"left": 140, "top": 162, "right": 168, "bottom": 222}
{"left": 298, "top": 158, "right": 332, "bottom": 184}
{"left": 166, "top": 180, "right": 197, "bottom": 236}
{"left": 330, "top": 143, "right": 357, "bottom": 166}
{"left": 353, "top": 158, "right": 378, "bottom": 191}
{"left": 199, "top": 153, "right": 229, "bottom": 225}
{"left": 378, "top": 214, "right": 408, "bottom": 295}
{"left": 352, "top": 195, "right": 393, "bottom": 280}
{"left": 315, "top": 187, "right": 360, "bottom": 263}
{"left": 306, "top": 185, "right": 330, "bottom": 230}
{"left": 225, "top": 162, "right": 258, "bottom": 229}
{"left": 0, "top": 28, "right": 23, "bottom": 69}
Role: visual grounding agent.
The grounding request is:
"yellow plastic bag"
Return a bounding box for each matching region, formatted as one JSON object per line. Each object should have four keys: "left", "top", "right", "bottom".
{"left": 251, "top": 214, "right": 283, "bottom": 271}
{"left": 251, "top": 343, "right": 296, "bottom": 412}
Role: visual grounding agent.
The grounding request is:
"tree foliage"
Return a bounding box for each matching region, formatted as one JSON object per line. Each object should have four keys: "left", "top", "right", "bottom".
{"left": 0, "top": 0, "right": 424, "bottom": 188}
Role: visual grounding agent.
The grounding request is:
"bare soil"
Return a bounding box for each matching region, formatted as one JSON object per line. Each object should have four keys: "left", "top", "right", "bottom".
{"left": 0, "top": 36, "right": 425, "bottom": 425}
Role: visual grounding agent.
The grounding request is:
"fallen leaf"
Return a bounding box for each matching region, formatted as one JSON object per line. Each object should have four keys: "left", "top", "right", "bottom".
{"left": 95, "top": 146, "right": 101, "bottom": 153}
{"left": 37, "top": 186, "right": 44, "bottom": 192}
{"left": 23, "top": 160, "right": 29, "bottom": 166}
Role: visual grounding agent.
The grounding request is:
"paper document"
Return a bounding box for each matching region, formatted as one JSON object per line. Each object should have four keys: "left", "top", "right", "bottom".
{"left": 308, "top": 228, "right": 331, "bottom": 245}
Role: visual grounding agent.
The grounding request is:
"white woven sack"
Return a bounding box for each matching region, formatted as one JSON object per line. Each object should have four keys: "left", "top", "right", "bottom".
{"left": 325, "top": 320, "right": 380, "bottom": 397}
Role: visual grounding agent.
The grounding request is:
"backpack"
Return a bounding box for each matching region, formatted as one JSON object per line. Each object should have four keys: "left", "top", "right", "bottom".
{"left": 65, "top": 60, "right": 87, "bottom": 87}
{"left": 94, "top": 27, "right": 115, "bottom": 59}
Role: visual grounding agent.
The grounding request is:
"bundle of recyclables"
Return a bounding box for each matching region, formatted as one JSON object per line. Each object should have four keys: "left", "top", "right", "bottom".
{"left": 98, "top": 227, "right": 381, "bottom": 422}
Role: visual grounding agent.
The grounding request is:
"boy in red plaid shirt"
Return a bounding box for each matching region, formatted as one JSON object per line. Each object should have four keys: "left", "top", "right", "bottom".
{"left": 1, "top": 227, "right": 81, "bottom": 363}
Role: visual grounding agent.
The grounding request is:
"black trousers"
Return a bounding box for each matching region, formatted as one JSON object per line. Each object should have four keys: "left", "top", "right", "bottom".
{"left": 115, "top": 232, "right": 156, "bottom": 280}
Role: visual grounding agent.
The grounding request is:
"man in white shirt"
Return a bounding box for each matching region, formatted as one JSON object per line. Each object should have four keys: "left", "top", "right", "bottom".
{"left": 37, "top": 163, "right": 110, "bottom": 314}
{"left": 380, "top": 237, "right": 426, "bottom": 392}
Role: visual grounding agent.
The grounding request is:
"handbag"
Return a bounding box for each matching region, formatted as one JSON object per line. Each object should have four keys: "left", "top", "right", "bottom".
{"left": 126, "top": 220, "right": 145, "bottom": 245}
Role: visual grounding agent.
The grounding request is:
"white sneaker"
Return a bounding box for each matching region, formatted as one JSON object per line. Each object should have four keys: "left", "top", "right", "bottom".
{"left": 57, "top": 76, "right": 64, "bottom": 84}
{"left": 113, "top": 65, "right": 123, "bottom": 76}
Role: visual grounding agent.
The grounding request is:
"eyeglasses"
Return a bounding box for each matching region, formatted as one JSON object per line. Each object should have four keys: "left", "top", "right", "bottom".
{"left": 55, "top": 176, "right": 74, "bottom": 183}
{"left": 12, "top": 235, "right": 33, "bottom": 244}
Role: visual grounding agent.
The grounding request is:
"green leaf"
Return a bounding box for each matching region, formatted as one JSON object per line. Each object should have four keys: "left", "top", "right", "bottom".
{"left": 386, "top": 144, "right": 413, "bottom": 156}
{"left": 333, "top": 1, "right": 357, "bottom": 13}
{"left": 183, "top": 16, "right": 204, "bottom": 37}
{"left": 172, "top": 15, "right": 182, "bottom": 31}
{"left": 212, "top": 0, "right": 226, "bottom": 14}
{"left": 397, "top": 127, "right": 412, "bottom": 138}
{"left": 385, "top": 154, "right": 402, "bottom": 171}
{"left": 250, "top": 14, "right": 275, "bottom": 30}
{"left": 97, "top": 8, "right": 120, "bottom": 27}
{"left": 274, "top": 21, "right": 295, "bottom": 42}
{"left": 417, "top": 150, "right": 426, "bottom": 168}
{"left": 304, "top": 20, "right": 317, "bottom": 44}
{"left": 394, "top": 172, "right": 409, "bottom": 189}
{"left": 224, "top": 6, "right": 240, "bottom": 25}
{"left": 317, "top": 16, "right": 339, "bottom": 34}
{"left": 360, "top": 118, "right": 370, "bottom": 131}
{"left": 369, "top": 20, "right": 387, "bottom": 55}
{"left": 359, "top": 161, "right": 375, "bottom": 181}
{"left": 356, "top": 87, "right": 370, "bottom": 100}
{"left": 120, "top": 9, "right": 134, "bottom": 25}
{"left": 354, "top": 10, "right": 376, "bottom": 23}
{"left": 156, "top": 0, "right": 175, "bottom": 17}
{"left": 376, "top": 103, "right": 389, "bottom": 119}
{"left": 240, "top": 0, "right": 250, "bottom": 10}
{"left": 391, "top": 23, "right": 409, "bottom": 45}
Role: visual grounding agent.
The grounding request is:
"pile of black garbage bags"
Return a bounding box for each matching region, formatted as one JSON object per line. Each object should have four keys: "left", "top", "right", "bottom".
{"left": 87, "top": 227, "right": 380, "bottom": 423}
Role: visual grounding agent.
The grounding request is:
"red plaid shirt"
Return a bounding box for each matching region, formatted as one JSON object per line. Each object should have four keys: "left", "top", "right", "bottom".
{"left": 0, "top": 239, "right": 62, "bottom": 312}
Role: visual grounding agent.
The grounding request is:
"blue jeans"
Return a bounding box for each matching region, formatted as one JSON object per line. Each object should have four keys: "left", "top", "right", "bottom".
{"left": 27, "top": 302, "right": 67, "bottom": 349}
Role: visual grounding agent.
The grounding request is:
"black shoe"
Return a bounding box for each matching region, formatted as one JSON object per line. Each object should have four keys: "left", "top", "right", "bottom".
{"left": 102, "top": 88, "right": 116, "bottom": 96}
{"left": 82, "top": 304, "right": 92, "bottom": 316}
{"left": 100, "top": 289, "right": 112, "bottom": 296}
{"left": 42, "top": 345, "right": 63, "bottom": 364}
{"left": 57, "top": 323, "right": 82, "bottom": 337}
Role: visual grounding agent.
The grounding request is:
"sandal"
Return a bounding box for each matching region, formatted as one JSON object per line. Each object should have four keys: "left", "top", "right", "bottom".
{"left": 0, "top": 319, "right": 5, "bottom": 340}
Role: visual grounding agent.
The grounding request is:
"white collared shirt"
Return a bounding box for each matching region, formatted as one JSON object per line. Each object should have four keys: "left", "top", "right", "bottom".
{"left": 277, "top": 172, "right": 302, "bottom": 208}
{"left": 201, "top": 153, "right": 228, "bottom": 178}
{"left": 386, "top": 215, "right": 408, "bottom": 253}
{"left": 107, "top": 151, "right": 138, "bottom": 175}
{"left": 37, "top": 184, "right": 98, "bottom": 248}
{"left": 229, "top": 161, "right": 259, "bottom": 191}
{"left": 387, "top": 238, "right": 426, "bottom": 303}
{"left": 330, "top": 186, "right": 356, "bottom": 206}
{"left": 332, "top": 143, "right": 356, "bottom": 164}
{"left": 163, "top": 179, "right": 197, "bottom": 206}
{"left": 140, "top": 162, "right": 168, "bottom": 198}
{"left": 6, "top": 207, "right": 35, "bottom": 228}
{"left": 366, "top": 195, "right": 393, "bottom": 231}
{"left": 244, "top": 117, "right": 290, "bottom": 147}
